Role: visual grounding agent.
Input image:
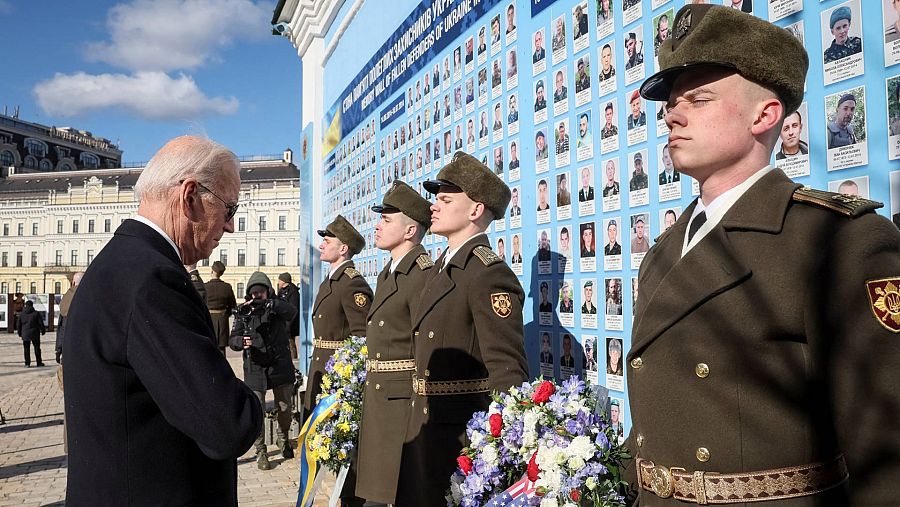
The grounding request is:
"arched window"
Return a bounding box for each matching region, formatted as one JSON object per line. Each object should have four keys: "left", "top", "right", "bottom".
{"left": 39, "top": 159, "right": 53, "bottom": 171}
{"left": 58, "top": 161, "right": 75, "bottom": 172}
{"left": 24, "top": 138, "right": 48, "bottom": 158}
{"left": 23, "top": 155, "right": 37, "bottom": 169}
{"left": 54, "top": 281, "right": 61, "bottom": 294}
{"left": 0, "top": 150, "right": 14, "bottom": 167}
{"left": 80, "top": 152, "right": 100, "bottom": 169}
{"left": 30, "top": 282, "right": 37, "bottom": 294}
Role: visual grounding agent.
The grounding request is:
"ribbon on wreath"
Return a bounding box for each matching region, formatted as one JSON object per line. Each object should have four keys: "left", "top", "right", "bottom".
{"left": 296, "top": 393, "right": 338, "bottom": 507}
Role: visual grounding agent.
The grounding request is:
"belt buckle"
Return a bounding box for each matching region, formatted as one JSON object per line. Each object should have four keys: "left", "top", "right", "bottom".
{"left": 412, "top": 376, "right": 425, "bottom": 395}
{"left": 365, "top": 359, "right": 374, "bottom": 371}
{"left": 649, "top": 465, "right": 681, "bottom": 499}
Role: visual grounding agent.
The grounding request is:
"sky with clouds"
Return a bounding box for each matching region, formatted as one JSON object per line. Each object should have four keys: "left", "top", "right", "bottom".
{"left": 1, "top": 0, "right": 301, "bottom": 162}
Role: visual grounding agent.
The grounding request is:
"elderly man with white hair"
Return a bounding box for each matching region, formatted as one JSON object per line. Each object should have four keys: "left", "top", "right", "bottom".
{"left": 63, "top": 136, "right": 262, "bottom": 506}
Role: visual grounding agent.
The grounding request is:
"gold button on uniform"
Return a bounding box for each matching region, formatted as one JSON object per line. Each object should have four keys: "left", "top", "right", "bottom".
{"left": 376, "top": 352, "right": 381, "bottom": 358}
{"left": 367, "top": 320, "right": 371, "bottom": 325}
{"left": 379, "top": 320, "right": 384, "bottom": 327}
{"left": 318, "top": 314, "right": 322, "bottom": 319}
{"left": 423, "top": 407, "right": 428, "bottom": 415}
{"left": 315, "top": 356, "right": 320, "bottom": 361}
{"left": 695, "top": 363, "right": 710, "bottom": 378}
{"left": 636, "top": 434, "right": 644, "bottom": 447}
{"left": 428, "top": 331, "right": 434, "bottom": 338}
{"left": 375, "top": 384, "right": 381, "bottom": 390}
{"left": 631, "top": 357, "right": 643, "bottom": 369}
{"left": 696, "top": 447, "right": 710, "bottom": 462}
{"left": 424, "top": 369, "right": 430, "bottom": 377}
{"left": 415, "top": 331, "right": 420, "bottom": 336}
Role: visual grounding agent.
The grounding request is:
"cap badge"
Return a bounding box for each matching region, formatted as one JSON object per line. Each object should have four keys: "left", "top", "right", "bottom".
{"left": 675, "top": 9, "right": 692, "bottom": 40}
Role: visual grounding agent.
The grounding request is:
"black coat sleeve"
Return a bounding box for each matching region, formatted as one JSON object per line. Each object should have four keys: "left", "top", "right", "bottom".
{"left": 126, "top": 267, "right": 262, "bottom": 460}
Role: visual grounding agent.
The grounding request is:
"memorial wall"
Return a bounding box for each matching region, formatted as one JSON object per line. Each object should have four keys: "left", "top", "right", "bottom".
{"left": 317, "top": 0, "right": 900, "bottom": 437}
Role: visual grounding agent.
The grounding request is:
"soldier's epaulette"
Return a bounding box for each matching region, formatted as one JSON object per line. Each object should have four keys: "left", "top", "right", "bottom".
{"left": 472, "top": 245, "right": 501, "bottom": 266}
{"left": 415, "top": 253, "right": 434, "bottom": 270}
{"left": 344, "top": 267, "right": 361, "bottom": 279}
{"left": 792, "top": 186, "right": 882, "bottom": 218}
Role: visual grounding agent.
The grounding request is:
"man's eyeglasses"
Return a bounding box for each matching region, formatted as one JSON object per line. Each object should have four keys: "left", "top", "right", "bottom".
{"left": 186, "top": 180, "right": 239, "bottom": 221}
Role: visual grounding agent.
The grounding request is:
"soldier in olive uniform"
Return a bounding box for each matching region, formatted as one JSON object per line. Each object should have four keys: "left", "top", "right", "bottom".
{"left": 395, "top": 152, "right": 527, "bottom": 506}
{"left": 628, "top": 5, "right": 900, "bottom": 504}
{"left": 186, "top": 263, "right": 206, "bottom": 304}
{"left": 306, "top": 214, "right": 372, "bottom": 507}
{"left": 355, "top": 181, "right": 434, "bottom": 505}
{"left": 205, "top": 261, "right": 236, "bottom": 354}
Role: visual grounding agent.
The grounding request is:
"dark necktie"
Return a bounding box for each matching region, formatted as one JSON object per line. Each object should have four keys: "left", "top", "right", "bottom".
{"left": 687, "top": 211, "right": 707, "bottom": 243}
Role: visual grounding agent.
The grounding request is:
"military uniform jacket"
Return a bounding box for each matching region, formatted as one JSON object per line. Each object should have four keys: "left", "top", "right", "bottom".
{"left": 304, "top": 261, "right": 372, "bottom": 414}
{"left": 356, "top": 245, "right": 433, "bottom": 504}
{"left": 396, "top": 234, "right": 527, "bottom": 507}
{"left": 626, "top": 170, "right": 900, "bottom": 505}
{"left": 205, "top": 278, "right": 236, "bottom": 348}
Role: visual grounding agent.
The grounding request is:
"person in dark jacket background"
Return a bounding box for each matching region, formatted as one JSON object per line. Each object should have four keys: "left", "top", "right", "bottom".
{"left": 17, "top": 300, "right": 45, "bottom": 367}
{"left": 186, "top": 262, "right": 207, "bottom": 304}
{"left": 277, "top": 272, "right": 301, "bottom": 360}
{"left": 55, "top": 271, "right": 84, "bottom": 364}
{"left": 230, "top": 271, "right": 298, "bottom": 470}
{"left": 205, "top": 261, "right": 236, "bottom": 354}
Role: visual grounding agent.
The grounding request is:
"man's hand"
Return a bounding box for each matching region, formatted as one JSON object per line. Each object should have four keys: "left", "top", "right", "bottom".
{"left": 242, "top": 336, "right": 252, "bottom": 350}
{"left": 55, "top": 351, "right": 62, "bottom": 364}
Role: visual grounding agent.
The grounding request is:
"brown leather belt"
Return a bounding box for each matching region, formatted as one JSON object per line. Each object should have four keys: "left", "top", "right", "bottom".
{"left": 412, "top": 375, "right": 489, "bottom": 396}
{"left": 209, "top": 309, "right": 227, "bottom": 314}
{"left": 637, "top": 455, "right": 848, "bottom": 504}
{"left": 313, "top": 339, "right": 344, "bottom": 350}
{"left": 365, "top": 358, "right": 415, "bottom": 372}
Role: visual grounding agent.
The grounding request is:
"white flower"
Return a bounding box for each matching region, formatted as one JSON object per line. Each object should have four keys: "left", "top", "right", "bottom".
{"left": 566, "top": 435, "right": 595, "bottom": 469}
{"left": 540, "top": 497, "right": 559, "bottom": 507}
{"left": 449, "top": 475, "right": 463, "bottom": 502}
{"left": 522, "top": 409, "right": 541, "bottom": 451}
{"left": 482, "top": 443, "right": 499, "bottom": 468}
{"left": 565, "top": 400, "right": 583, "bottom": 416}
{"left": 585, "top": 476, "right": 597, "bottom": 490}
{"left": 470, "top": 430, "right": 484, "bottom": 448}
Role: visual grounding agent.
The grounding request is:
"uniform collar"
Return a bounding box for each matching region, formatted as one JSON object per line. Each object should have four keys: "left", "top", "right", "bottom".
{"left": 329, "top": 260, "right": 354, "bottom": 280}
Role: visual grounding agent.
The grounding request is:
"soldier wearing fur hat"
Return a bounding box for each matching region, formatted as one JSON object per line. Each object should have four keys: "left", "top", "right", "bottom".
{"left": 629, "top": 4, "right": 900, "bottom": 504}
{"left": 355, "top": 181, "right": 434, "bottom": 505}
{"left": 395, "top": 152, "right": 527, "bottom": 506}
{"left": 205, "top": 260, "right": 236, "bottom": 354}
{"left": 308, "top": 214, "right": 373, "bottom": 507}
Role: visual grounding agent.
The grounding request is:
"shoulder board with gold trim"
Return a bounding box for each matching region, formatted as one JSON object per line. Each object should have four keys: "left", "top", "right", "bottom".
{"left": 415, "top": 253, "right": 434, "bottom": 270}
{"left": 472, "top": 245, "right": 501, "bottom": 266}
{"left": 344, "top": 267, "right": 361, "bottom": 279}
{"left": 792, "top": 186, "right": 882, "bottom": 218}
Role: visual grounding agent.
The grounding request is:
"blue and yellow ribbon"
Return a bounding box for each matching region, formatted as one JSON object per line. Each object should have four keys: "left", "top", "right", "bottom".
{"left": 296, "top": 393, "right": 338, "bottom": 507}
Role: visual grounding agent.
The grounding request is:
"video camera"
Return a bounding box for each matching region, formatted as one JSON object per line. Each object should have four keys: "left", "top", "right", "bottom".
{"left": 233, "top": 297, "right": 268, "bottom": 318}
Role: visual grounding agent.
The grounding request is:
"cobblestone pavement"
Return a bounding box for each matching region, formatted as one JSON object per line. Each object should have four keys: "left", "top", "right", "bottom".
{"left": 0, "top": 330, "right": 339, "bottom": 506}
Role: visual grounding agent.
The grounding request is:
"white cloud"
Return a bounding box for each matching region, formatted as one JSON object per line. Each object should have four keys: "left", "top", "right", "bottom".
{"left": 34, "top": 71, "right": 239, "bottom": 120}
{"left": 86, "top": 0, "right": 270, "bottom": 72}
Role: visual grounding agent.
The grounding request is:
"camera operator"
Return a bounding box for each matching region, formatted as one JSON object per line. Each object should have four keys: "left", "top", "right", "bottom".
{"left": 229, "top": 271, "right": 298, "bottom": 471}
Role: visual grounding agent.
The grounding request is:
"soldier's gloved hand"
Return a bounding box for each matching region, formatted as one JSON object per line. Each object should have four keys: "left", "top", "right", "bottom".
{"left": 55, "top": 351, "right": 62, "bottom": 364}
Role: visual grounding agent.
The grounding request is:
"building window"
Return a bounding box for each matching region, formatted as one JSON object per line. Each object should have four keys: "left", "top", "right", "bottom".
{"left": 30, "top": 282, "right": 36, "bottom": 294}
{"left": 17, "top": 223, "right": 23, "bottom": 236}
{"left": 80, "top": 152, "right": 101, "bottom": 169}
{"left": 59, "top": 161, "right": 75, "bottom": 172}
{"left": 259, "top": 248, "right": 267, "bottom": 266}
{"left": 259, "top": 216, "right": 267, "bottom": 231}
{"left": 71, "top": 250, "right": 78, "bottom": 266}
{"left": 87, "top": 250, "right": 95, "bottom": 264}
{"left": 201, "top": 258, "right": 209, "bottom": 267}
{"left": 72, "top": 220, "right": 79, "bottom": 234}
{"left": 24, "top": 155, "right": 37, "bottom": 169}
{"left": 0, "top": 150, "right": 14, "bottom": 167}
{"left": 54, "top": 282, "right": 61, "bottom": 294}
{"left": 238, "top": 217, "right": 246, "bottom": 232}
{"left": 57, "top": 220, "right": 63, "bottom": 234}
{"left": 24, "top": 138, "right": 48, "bottom": 158}
{"left": 88, "top": 219, "right": 95, "bottom": 233}
{"left": 237, "top": 283, "right": 245, "bottom": 297}
{"left": 237, "top": 249, "right": 246, "bottom": 266}
{"left": 30, "top": 252, "right": 37, "bottom": 267}
{"left": 39, "top": 159, "right": 52, "bottom": 171}
{"left": 277, "top": 248, "right": 285, "bottom": 266}
{"left": 2, "top": 224, "right": 7, "bottom": 236}
{"left": 1, "top": 252, "right": 7, "bottom": 267}
{"left": 15, "top": 282, "right": 21, "bottom": 293}
{"left": 219, "top": 250, "right": 228, "bottom": 266}
{"left": 104, "top": 219, "right": 111, "bottom": 232}
{"left": 2, "top": 282, "right": 8, "bottom": 294}
{"left": 16, "top": 252, "right": 23, "bottom": 267}
{"left": 278, "top": 216, "right": 287, "bottom": 231}
{"left": 32, "top": 223, "right": 38, "bottom": 235}
{"left": 55, "top": 250, "right": 62, "bottom": 265}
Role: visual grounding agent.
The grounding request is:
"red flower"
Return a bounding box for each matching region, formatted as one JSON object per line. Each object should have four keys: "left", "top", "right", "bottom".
{"left": 570, "top": 490, "right": 581, "bottom": 502}
{"left": 532, "top": 381, "right": 556, "bottom": 404}
{"left": 489, "top": 413, "right": 503, "bottom": 437}
{"left": 526, "top": 452, "right": 540, "bottom": 482}
{"left": 457, "top": 455, "right": 473, "bottom": 475}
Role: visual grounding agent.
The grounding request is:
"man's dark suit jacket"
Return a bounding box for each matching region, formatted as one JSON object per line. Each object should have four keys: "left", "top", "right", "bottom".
{"left": 64, "top": 219, "right": 262, "bottom": 506}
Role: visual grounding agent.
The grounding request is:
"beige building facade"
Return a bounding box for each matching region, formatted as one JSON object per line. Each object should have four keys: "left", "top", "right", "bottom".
{"left": 0, "top": 151, "right": 300, "bottom": 302}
